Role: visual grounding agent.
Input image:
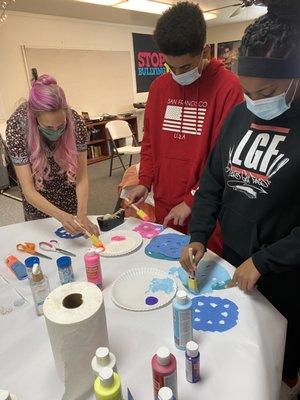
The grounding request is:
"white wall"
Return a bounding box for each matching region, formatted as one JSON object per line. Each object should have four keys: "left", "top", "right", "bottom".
{"left": 0, "top": 13, "right": 252, "bottom": 122}
{"left": 207, "top": 21, "right": 250, "bottom": 47}
{"left": 0, "top": 12, "right": 154, "bottom": 121}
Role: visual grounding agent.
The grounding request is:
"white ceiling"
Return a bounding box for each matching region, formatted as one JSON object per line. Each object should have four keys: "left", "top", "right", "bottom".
{"left": 8, "top": 0, "right": 267, "bottom": 27}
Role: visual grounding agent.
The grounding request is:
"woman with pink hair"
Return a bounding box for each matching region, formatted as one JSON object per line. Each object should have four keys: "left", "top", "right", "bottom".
{"left": 6, "top": 74, "right": 98, "bottom": 235}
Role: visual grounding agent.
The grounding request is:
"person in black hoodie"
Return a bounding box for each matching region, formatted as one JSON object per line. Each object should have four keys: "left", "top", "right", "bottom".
{"left": 180, "top": 0, "right": 300, "bottom": 396}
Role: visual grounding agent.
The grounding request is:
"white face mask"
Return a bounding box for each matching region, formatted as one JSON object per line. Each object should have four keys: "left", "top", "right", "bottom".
{"left": 171, "top": 64, "right": 202, "bottom": 86}
{"left": 245, "top": 79, "right": 298, "bottom": 120}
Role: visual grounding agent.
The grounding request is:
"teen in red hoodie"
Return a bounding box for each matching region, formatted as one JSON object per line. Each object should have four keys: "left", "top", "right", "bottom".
{"left": 128, "top": 2, "right": 243, "bottom": 255}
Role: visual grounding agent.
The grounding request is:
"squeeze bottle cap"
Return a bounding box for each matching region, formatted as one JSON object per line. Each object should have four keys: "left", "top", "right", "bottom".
{"left": 96, "top": 347, "right": 110, "bottom": 365}
{"left": 156, "top": 347, "right": 170, "bottom": 366}
{"left": 186, "top": 341, "right": 199, "bottom": 358}
{"left": 32, "top": 264, "right": 44, "bottom": 282}
{"left": 158, "top": 387, "right": 173, "bottom": 400}
{"left": 176, "top": 290, "right": 188, "bottom": 304}
{"left": 99, "top": 367, "right": 114, "bottom": 387}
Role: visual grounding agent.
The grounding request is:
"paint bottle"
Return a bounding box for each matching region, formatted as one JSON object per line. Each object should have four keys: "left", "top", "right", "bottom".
{"left": 0, "top": 390, "right": 18, "bottom": 400}
{"left": 158, "top": 387, "right": 174, "bottom": 400}
{"left": 151, "top": 347, "right": 177, "bottom": 400}
{"left": 92, "top": 347, "right": 117, "bottom": 377}
{"left": 30, "top": 264, "right": 50, "bottom": 316}
{"left": 24, "top": 256, "right": 40, "bottom": 279}
{"left": 172, "top": 290, "right": 193, "bottom": 350}
{"left": 185, "top": 341, "right": 200, "bottom": 383}
{"left": 5, "top": 255, "right": 27, "bottom": 280}
{"left": 84, "top": 249, "right": 102, "bottom": 289}
{"left": 94, "top": 367, "right": 122, "bottom": 400}
{"left": 56, "top": 256, "right": 74, "bottom": 285}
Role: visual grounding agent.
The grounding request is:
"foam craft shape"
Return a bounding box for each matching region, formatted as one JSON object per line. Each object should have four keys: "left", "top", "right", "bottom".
{"left": 133, "top": 222, "right": 164, "bottom": 239}
{"left": 145, "top": 248, "right": 176, "bottom": 261}
{"left": 145, "top": 233, "right": 190, "bottom": 259}
{"left": 55, "top": 227, "right": 83, "bottom": 239}
{"left": 192, "top": 295, "right": 239, "bottom": 332}
{"left": 168, "top": 261, "right": 231, "bottom": 295}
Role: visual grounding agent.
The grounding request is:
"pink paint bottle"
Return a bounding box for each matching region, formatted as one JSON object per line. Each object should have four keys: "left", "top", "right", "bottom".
{"left": 84, "top": 249, "right": 103, "bottom": 289}
{"left": 151, "top": 347, "right": 177, "bottom": 400}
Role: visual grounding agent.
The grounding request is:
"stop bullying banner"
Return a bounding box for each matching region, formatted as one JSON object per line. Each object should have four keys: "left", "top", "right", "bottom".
{"left": 132, "top": 32, "right": 167, "bottom": 93}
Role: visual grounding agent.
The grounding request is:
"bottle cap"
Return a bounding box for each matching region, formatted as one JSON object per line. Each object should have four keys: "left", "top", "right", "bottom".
{"left": 158, "top": 387, "right": 173, "bottom": 400}
{"left": 0, "top": 390, "right": 11, "bottom": 400}
{"left": 99, "top": 367, "right": 114, "bottom": 387}
{"left": 186, "top": 341, "right": 199, "bottom": 358}
{"left": 86, "top": 248, "right": 96, "bottom": 257}
{"left": 32, "top": 264, "right": 44, "bottom": 282}
{"left": 24, "top": 256, "right": 40, "bottom": 269}
{"left": 56, "top": 256, "right": 71, "bottom": 269}
{"left": 96, "top": 347, "right": 110, "bottom": 365}
{"left": 176, "top": 290, "right": 188, "bottom": 304}
{"left": 156, "top": 347, "right": 170, "bottom": 366}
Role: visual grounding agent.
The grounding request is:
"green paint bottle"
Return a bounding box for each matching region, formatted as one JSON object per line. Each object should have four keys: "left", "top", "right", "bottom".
{"left": 94, "top": 367, "right": 123, "bottom": 400}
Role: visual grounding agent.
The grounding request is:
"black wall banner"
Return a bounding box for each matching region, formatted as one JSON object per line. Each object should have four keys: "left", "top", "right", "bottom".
{"left": 132, "top": 33, "right": 167, "bottom": 93}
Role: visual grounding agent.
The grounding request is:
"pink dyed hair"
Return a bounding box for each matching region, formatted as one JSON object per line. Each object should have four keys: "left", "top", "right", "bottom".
{"left": 27, "top": 74, "right": 78, "bottom": 190}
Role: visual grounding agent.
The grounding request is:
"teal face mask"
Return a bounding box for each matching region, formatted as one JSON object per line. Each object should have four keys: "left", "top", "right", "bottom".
{"left": 38, "top": 122, "right": 66, "bottom": 142}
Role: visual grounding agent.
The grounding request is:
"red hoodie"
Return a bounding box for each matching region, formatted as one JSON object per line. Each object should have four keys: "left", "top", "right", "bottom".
{"left": 139, "top": 59, "right": 243, "bottom": 206}
{"left": 139, "top": 59, "right": 243, "bottom": 251}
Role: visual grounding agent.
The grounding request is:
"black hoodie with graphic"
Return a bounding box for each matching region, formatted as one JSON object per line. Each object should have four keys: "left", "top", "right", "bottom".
{"left": 190, "top": 99, "right": 300, "bottom": 274}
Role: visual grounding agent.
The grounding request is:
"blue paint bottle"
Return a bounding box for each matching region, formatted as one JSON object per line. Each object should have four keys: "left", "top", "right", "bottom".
{"left": 185, "top": 341, "right": 200, "bottom": 383}
{"left": 172, "top": 290, "right": 193, "bottom": 350}
{"left": 56, "top": 256, "right": 74, "bottom": 285}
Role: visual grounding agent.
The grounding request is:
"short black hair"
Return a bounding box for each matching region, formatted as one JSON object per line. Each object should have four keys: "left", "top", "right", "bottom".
{"left": 240, "top": 0, "right": 300, "bottom": 59}
{"left": 153, "top": 1, "right": 206, "bottom": 56}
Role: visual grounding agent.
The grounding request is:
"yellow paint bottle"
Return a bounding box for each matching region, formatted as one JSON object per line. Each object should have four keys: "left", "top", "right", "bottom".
{"left": 94, "top": 367, "right": 123, "bottom": 400}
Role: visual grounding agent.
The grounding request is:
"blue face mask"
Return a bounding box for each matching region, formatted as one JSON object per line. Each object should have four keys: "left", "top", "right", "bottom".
{"left": 171, "top": 66, "right": 202, "bottom": 86}
{"left": 245, "top": 79, "right": 298, "bottom": 120}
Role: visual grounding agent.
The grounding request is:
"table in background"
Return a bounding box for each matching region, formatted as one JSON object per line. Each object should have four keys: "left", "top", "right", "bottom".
{"left": 0, "top": 217, "right": 286, "bottom": 400}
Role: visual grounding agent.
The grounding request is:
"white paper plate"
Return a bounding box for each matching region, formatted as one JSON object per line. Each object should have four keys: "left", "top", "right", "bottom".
{"left": 99, "top": 230, "right": 143, "bottom": 257}
{"left": 111, "top": 267, "right": 177, "bottom": 311}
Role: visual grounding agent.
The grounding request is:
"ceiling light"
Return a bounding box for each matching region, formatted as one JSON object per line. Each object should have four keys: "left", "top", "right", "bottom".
{"left": 115, "top": 0, "right": 171, "bottom": 14}
{"left": 75, "top": 0, "right": 124, "bottom": 6}
{"left": 203, "top": 12, "right": 217, "bottom": 21}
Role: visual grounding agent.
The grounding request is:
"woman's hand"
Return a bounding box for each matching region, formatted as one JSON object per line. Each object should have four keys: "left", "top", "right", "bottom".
{"left": 59, "top": 212, "right": 84, "bottom": 235}
{"left": 77, "top": 215, "right": 100, "bottom": 236}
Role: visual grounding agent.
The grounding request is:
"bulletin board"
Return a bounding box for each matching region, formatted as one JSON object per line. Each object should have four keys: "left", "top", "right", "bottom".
{"left": 24, "top": 48, "right": 134, "bottom": 116}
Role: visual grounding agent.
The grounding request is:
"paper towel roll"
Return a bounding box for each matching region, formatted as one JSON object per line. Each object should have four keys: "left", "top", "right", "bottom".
{"left": 43, "top": 282, "right": 109, "bottom": 400}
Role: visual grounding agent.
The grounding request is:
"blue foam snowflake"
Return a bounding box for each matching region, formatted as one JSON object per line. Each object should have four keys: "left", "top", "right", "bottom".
{"left": 192, "top": 296, "right": 239, "bottom": 333}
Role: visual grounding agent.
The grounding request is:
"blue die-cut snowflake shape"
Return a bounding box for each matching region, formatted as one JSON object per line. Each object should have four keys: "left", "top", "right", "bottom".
{"left": 192, "top": 296, "right": 239, "bottom": 333}
{"left": 55, "top": 227, "right": 83, "bottom": 239}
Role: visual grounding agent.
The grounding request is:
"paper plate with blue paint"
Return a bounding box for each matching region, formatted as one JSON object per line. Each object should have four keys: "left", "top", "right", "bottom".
{"left": 111, "top": 267, "right": 177, "bottom": 311}
{"left": 192, "top": 296, "right": 239, "bottom": 333}
{"left": 145, "top": 233, "right": 190, "bottom": 260}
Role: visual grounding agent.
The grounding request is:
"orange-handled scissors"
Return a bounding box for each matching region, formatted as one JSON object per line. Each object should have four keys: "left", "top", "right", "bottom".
{"left": 16, "top": 242, "right": 53, "bottom": 260}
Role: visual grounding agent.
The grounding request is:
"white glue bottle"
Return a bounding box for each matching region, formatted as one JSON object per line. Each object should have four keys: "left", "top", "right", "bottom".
{"left": 92, "top": 347, "right": 117, "bottom": 377}
{"left": 158, "top": 387, "right": 174, "bottom": 400}
{"left": 0, "top": 390, "right": 18, "bottom": 400}
{"left": 172, "top": 290, "right": 193, "bottom": 350}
